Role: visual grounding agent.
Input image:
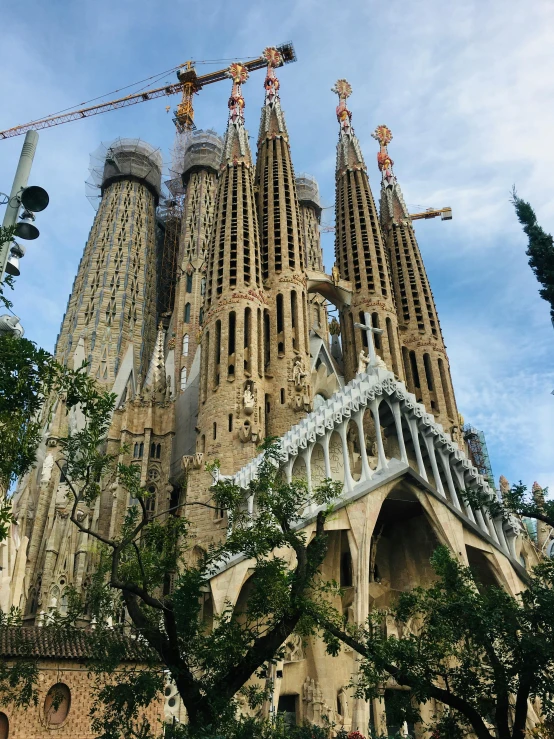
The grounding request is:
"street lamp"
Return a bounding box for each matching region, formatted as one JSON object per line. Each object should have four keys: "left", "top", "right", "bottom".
{"left": 0, "top": 130, "right": 49, "bottom": 282}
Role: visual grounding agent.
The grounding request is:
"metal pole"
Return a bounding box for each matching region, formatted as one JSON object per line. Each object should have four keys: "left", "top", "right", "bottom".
{"left": 0, "top": 130, "right": 39, "bottom": 281}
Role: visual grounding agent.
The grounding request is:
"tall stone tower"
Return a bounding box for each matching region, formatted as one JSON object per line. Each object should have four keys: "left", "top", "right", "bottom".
{"left": 332, "top": 81, "right": 403, "bottom": 383}
{"left": 197, "top": 63, "right": 266, "bottom": 466}
{"left": 55, "top": 139, "right": 162, "bottom": 383}
{"left": 172, "top": 130, "right": 223, "bottom": 396}
{"left": 296, "top": 173, "right": 328, "bottom": 339}
{"left": 373, "top": 125, "right": 458, "bottom": 432}
{"left": 255, "top": 48, "right": 312, "bottom": 435}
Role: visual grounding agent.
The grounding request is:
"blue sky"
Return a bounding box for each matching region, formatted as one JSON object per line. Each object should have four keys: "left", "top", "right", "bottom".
{"left": 0, "top": 0, "right": 553, "bottom": 491}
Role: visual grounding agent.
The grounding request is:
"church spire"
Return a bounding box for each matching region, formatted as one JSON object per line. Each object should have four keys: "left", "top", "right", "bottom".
{"left": 257, "top": 47, "right": 288, "bottom": 141}
{"left": 373, "top": 126, "right": 459, "bottom": 434}
{"left": 198, "top": 62, "right": 266, "bottom": 476}
{"left": 222, "top": 63, "right": 251, "bottom": 166}
{"left": 332, "top": 81, "right": 403, "bottom": 382}
{"left": 332, "top": 79, "right": 366, "bottom": 173}
{"left": 255, "top": 47, "right": 312, "bottom": 435}
{"left": 371, "top": 124, "right": 409, "bottom": 222}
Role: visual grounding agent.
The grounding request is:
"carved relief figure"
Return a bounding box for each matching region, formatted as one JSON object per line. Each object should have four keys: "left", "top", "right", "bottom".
{"left": 40, "top": 453, "right": 55, "bottom": 485}
{"left": 357, "top": 349, "right": 370, "bottom": 374}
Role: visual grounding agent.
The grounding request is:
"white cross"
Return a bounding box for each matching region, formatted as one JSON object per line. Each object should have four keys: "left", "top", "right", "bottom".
{"left": 354, "top": 311, "right": 383, "bottom": 365}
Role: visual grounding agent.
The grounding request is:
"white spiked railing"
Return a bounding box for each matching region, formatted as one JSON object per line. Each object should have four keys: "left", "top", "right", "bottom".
{"left": 227, "top": 368, "right": 520, "bottom": 560}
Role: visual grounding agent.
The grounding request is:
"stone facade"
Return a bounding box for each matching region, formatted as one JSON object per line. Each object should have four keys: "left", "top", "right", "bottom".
{"left": 0, "top": 54, "right": 547, "bottom": 738}
{"left": 332, "top": 81, "right": 404, "bottom": 384}
{"left": 374, "top": 124, "right": 459, "bottom": 434}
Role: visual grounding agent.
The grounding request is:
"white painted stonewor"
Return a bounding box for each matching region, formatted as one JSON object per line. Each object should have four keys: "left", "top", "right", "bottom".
{"left": 225, "top": 366, "right": 520, "bottom": 559}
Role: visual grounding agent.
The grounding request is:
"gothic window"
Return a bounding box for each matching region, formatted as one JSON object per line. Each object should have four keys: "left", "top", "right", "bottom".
{"left": 145, "top": 486, "right": 157, "bottom": 518}
{"left": 213, "top": 422, "right": 217, "bottom": 440}
{"left": 199, "top": 308, "right": 204, "bottom": 325}
{"left": 150, "top": 442, "right": 156, "bottom": 458}
{"left": 228, "top": 312, "right": 236, "bottom": 377}
{"left": 276, "top": 294, "right": 284, "bottom": 356}
{"left": 409, "top": 350, "right": 421, "bottom": 389}
{"left": 182, "top": 334, "right": 189, "bottom": 356}
{"left": 423, "top": 353, "right": 435, "bottom": 391}
{"left": 291, "top": 292, "right": 298, "bottom": 351}
{"left": 180, "top": 366, "right": 187, "bottom": 390}
{"left": 184, "top": 303, "right": 191, "bottom": 323}
{"left": 186, "top": 273, "right": 193, "bottom": 293}
{"left": 156, "top": 444, "right": 161, "bottom": 459}
{"left": 200, "top": 277, "right": 206, "bottom": 296}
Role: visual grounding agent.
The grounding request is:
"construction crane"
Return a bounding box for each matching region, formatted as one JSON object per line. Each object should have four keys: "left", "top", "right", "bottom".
{"left": 0, "top": 42, "right": 297, "bottom": 140}
{"left": 409, "top": 207, "right": 452, "bottom": 221}
{"left": 321, "top": 206, "right": 452, "bottom": 233}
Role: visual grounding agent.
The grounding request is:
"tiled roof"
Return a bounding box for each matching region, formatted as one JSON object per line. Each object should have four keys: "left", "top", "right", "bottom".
{"left": 0, "top": 627, "right": 155, "bottom": 662}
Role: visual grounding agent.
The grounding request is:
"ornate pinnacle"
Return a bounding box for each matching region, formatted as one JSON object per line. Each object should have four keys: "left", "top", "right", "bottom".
{"left": 332, "top": 79, "right": 353, "bottom": 135}
{"left": 263, "top": 47, "right": 282, "bottom": 106}
{"left": 226, "top": 63, "right": 249, "bottom": 126}
{"left": 372, "top": 124, "right": 395, "bottom": 186}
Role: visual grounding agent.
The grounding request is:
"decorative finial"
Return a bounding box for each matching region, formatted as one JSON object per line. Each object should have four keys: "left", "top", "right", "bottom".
{"left": 372, "top": 124, "right": 395, "bottom": 186}
{"left": 226, "top": 63, "right": 249, "bottom": 126}
{"left": 263, "top": 47, "right": 282, "bottom": 105}
{"left": 332, "top": 79, "right": 353, "bottom": 135}
{"left": 499, "top": 475, "right": 510, "bottom": 498}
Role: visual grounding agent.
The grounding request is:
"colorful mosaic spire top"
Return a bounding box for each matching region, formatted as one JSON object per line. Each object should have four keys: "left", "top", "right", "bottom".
{"left": 372, "top": 124, "right": 395, "bottom": 186}
{"left": 226, "top": 63, "right": 249, "bottom": 126}
{"left": 332, "top": 79, "right": 353, "bottom": 136}
{"left": 263, "top": 47, "right": 282, "bottom": 106}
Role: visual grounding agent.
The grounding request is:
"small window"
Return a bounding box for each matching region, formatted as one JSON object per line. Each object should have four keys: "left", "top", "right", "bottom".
{"left": 182, "top": 334, "right": 189, "bottom": 356}
{"left": 180, "top": 366, "right": 188, "bottom": 390}
{"left": 213, "top": 422, "right": 217, "bottom": 440}
{"left": 150, "top": 442, "right": 156, "bottom": 458}
{"left": 228, "top": 414, "right": 233, "bottom": 432}
{"left": 156, "top": 444, "right": 161, "bottom": 459}
{"left": 184, "top": 303, "right": 191, "bottom": 323}
{"left": 280, "top": 388, "right": 285, "bottom": 404}
{"left": 200, "top": 277, "right": 206, "bottom": 296}
{"left": 44, "top": 683, "right": 71, "bottom": 726}
{"left": 186, "top": 273, "right": 193, "bottom": 293}
{"left": 139, "top": 442, "right": 144, "bottom": 458}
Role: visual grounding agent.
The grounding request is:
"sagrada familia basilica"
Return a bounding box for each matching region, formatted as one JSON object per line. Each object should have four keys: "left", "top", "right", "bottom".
{"left": 0, "top": 47, "right": 548, "bottom": 737}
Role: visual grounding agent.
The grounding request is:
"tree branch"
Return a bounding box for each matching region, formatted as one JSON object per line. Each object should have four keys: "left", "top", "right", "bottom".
{"left": 317, "top": 618, "right": 495, "bottom": 739}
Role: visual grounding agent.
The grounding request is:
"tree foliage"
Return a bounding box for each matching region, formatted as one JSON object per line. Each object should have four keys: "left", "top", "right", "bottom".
{"left": 459, "top": 481, "right": 554, "bottom": 532}
{"left": 50, "top": 377, "right": 343, "bottom": 735}
{"left": 317, "top": 546, "right": 554, "bottom": 739}
{"left": 512, "top": 188, "right": 554, "bottom": 323}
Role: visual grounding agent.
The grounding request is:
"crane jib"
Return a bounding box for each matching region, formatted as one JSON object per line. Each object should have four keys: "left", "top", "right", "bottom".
{"left": 0, "top": 43, "right": 297, "bottom": 140}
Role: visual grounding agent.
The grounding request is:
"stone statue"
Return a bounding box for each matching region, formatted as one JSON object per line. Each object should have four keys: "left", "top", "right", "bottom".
{"left": 165, "top": 375, "right": 172, "bottom": 403}
{"left": 40, "top": 453, "right": 55, "bottom": 485}
{"left": 292, "top": 356, "right": 308, "bottom": 390}
{"left": 243, "top": 383, "right": 255, "bottom": 415}
{"left": 283, "top": 633, "right": 304, "bottom": 663}
{"left": 331, "top": 264, "right": 340, "bottom": 285}
{"left": 357, "top": 349, "right": 370, "bottom": 374}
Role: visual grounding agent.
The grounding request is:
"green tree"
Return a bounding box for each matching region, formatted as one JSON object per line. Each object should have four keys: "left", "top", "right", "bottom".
{"left": 459, "top": 482, "right": 554, "bottom": 532}
{"left": 0, "top": 224, "right": 69, "bottom": 539}
{"left": 512, "top": 188, "right": 554, "bottom": 324}
{"left": 317, "top": 547, "right": 554, "bottom": 739}
{"left": 48, "top": 377, "right": 343, "bottom": 737}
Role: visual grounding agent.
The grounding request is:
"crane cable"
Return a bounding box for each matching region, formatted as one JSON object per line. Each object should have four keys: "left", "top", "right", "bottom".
{"left": 21, "top": 55, "right": 261, "bottom": 126}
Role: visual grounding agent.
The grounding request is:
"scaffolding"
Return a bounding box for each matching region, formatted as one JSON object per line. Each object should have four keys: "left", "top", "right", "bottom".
{"left": 462, "top": 424, "right": 495, "bottom": 490}
{"left": 86, "top": 138, "right": 163, "bottom": 209}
